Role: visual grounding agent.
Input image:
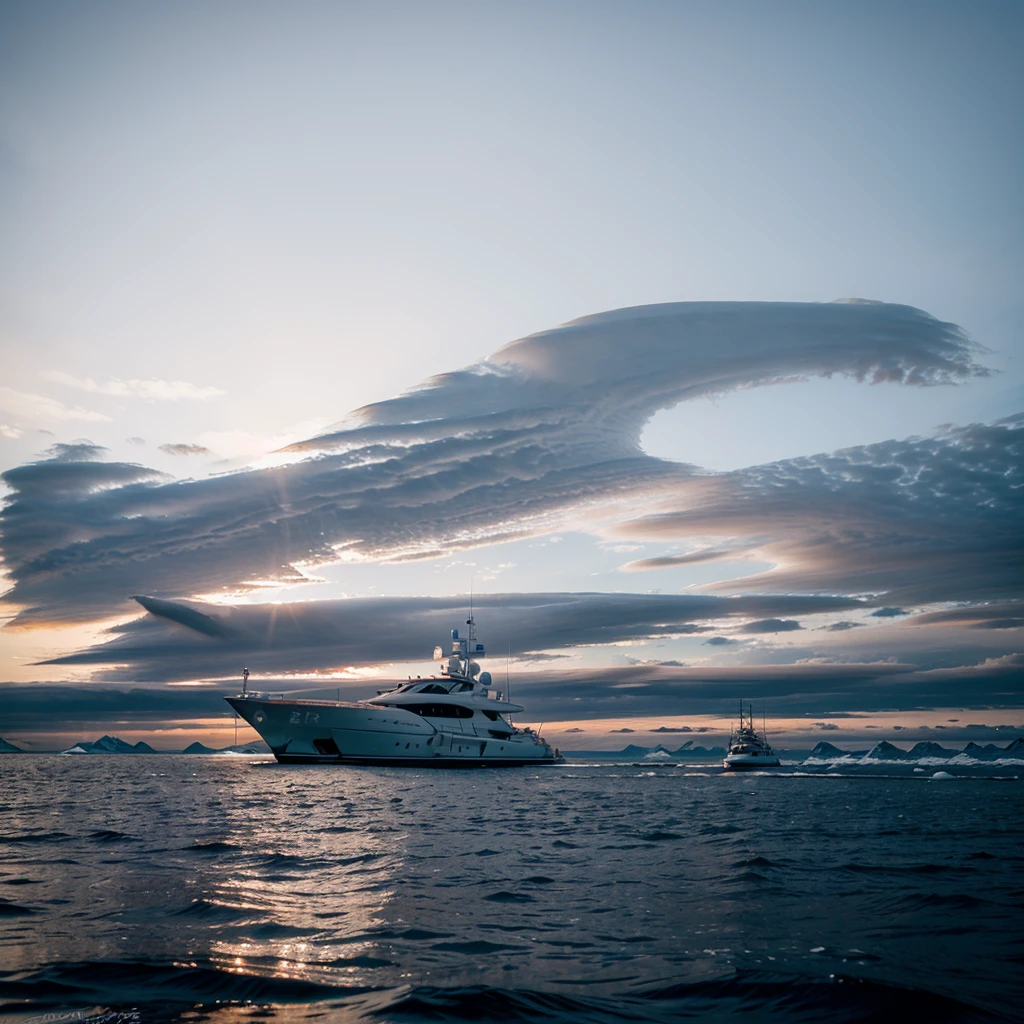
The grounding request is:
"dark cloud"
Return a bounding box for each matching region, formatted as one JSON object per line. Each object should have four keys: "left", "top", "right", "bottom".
{"left": 813, "top": 722, "right": 841, "bottom": 730}
{"left": 4, "top": 654, "right": 1022, "bottom": 744}
{"left": 621, "top": 549, "right": 740, "bottom": 572}
{"left": 703, "top": 636, "right": 737, "bottom": 646}
{"left": 908, "top": 602, "right": 1024, "bottom": 630}
{"left": 562, "top": 727, "right": 586, "bottom": 733}
{"left": 0, "top": 683, "right": 240, "bottom": 734}
{"left": 741, "top": 618, "right": 803, "bottom": 634}
{"left": 485, "top": 656, "right": 1024, "bottom": 721}
{"left": 41, "top": 442, "right": 107, "bottom": 461}
{"left": 158, "top": 443, "right": 212, "bottom": 456}
{"left": 0, "top": 301, "right": 982, "bottom": 627}
{"left": 821, "top": 621, "right": 865, "bottom": 631}
{"left": 871, "top": 607, "right": 908, "bottom": 618}
{"left": 45, "top": 591, "right": 863, "bottom": 682}
{"left": 610, "top": 728, "right": 635, "bottom": 733}
{"left": 649, "top": 726, "right": 692, "bottom": 732}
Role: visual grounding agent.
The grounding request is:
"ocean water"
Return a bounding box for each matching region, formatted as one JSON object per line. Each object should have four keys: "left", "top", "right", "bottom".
{"left": 1, "top": 756, "right": 1022, "bottom": 1023}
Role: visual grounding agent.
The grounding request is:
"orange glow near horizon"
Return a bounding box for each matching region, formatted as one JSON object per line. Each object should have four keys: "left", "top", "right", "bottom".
{"left": 5, "top": 708, "right": 1022, "bottom": 752}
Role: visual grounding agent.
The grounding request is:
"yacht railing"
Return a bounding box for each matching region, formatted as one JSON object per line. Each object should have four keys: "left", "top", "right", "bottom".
{"left": 238, "top": 685, "right": 511, "bottom": 704}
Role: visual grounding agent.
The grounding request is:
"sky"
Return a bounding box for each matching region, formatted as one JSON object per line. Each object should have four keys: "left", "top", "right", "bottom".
{"left": 1, "top": 0, "right": 1022, "bottom": 751}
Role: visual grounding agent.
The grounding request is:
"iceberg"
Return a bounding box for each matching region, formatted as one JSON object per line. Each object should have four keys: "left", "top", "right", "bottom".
{"left": 906, "top": 741, "right": 959, "bottom": 759}
{"left": 60, "top": 735, "right": 157, "bottom": 754}
{"left": 801, "top": 736, "right": 1024, "bottom": 766}
{"left": 619, "top": 744, "right": 653, "bottom": 758}
{"left": 864, "top": 741, "right": 913, "bottom": 761}
{"left": 809, "top": 741, "right": 847, "bottom": 758}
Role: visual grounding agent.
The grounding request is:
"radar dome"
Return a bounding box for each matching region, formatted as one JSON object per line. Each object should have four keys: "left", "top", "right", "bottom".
{"left": 479, "top": 671, "right": 492, "bottom": 686}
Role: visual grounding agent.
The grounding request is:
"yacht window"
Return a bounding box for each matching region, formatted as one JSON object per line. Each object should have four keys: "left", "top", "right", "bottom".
{"left": 405, "top": 703, "right": 474, "bottom": 719}
{"left": 418, "top": 683, "right": 449, "bottom": 694}
{"left": 449, "top": 682, "right": 474, "bottom": 693}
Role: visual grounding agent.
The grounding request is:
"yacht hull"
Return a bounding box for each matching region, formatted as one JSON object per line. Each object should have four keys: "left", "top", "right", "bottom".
{"left": 227, "top": 696, "right": 562, "bottom": 767}
{"left": 272, "top": 753, "right": 557, "bottom": 767}
{"left": 723, "top": 755, "right": 781, "bottom": 770}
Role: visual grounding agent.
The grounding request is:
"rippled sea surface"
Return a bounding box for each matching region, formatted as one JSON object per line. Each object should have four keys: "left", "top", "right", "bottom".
{"left": 1, "top": 756, "right": 1022, "bottom": 1023}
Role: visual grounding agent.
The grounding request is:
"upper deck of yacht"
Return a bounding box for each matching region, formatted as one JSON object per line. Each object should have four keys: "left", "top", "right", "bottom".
{"left": 369, "top": 677, "right": 524, "bottom": 714}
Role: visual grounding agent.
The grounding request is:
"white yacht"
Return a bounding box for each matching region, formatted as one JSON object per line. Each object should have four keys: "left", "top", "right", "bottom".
{"left": 723, "top": 702, "right": 781, "bottom": 770}
{"left": 226, "top": 616, "right": 563, "bottom": 767}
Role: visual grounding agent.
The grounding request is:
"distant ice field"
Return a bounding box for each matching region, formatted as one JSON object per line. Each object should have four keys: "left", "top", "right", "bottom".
{"left": 0, "top": 757, "right": 1021, "bottom": 1023}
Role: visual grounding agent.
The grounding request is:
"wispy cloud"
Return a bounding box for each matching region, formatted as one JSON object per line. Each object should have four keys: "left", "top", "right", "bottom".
{"left": 0, "top": 300, "right": 986, "bottom": 627}
{"left": 158, "top": 443, "right": 213, "bottom": 457}
{"left": 42, "top": 371, "right": 224, "bottom": 402}
{"left": 0, "top": 386, "right": 110, "bottom": 423}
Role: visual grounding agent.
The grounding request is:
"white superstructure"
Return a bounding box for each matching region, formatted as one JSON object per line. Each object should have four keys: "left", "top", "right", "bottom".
{"left": 226, "top": 615, "right": 562, "bottom": 766}
{"left": 723, "top": 702, "right": 781, "bottom": 770}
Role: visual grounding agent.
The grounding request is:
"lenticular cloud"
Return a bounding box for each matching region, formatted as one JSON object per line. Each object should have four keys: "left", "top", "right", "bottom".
{"left": 0, "top": 301, "right": 983, "bottom": 627}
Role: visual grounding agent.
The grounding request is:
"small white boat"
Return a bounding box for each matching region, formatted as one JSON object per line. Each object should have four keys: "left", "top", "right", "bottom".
{"left": 723, "top": 702, "right": 780, "bottom": 770}
{"left": 226, "top": 615, "right": 562, "bottom": 767}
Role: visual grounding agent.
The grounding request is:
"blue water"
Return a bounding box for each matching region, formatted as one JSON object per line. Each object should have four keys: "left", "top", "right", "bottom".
{"left": 1, "top": 756, "right": 1022, "bottom": 1022}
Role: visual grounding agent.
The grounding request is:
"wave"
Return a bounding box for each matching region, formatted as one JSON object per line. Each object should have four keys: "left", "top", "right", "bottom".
{"left": 0, "top": 830, "right": 73, "bottom": 844}
{"left": 168, "top": 899, "right": 258, "bottom": 921}
{"left": 0, "top": 958, "right": 358, "bottom": 1006}
{"left": 181, "top": 840, "right": 242, "bottom": 853}
{"left": 376, "top": 975, "right": 1003, "bottom": 1023}
{"left": 87, "top": 829, "right": 137, "bottom": 843}
{"left": 483, "top": 890, "right": 534, "bottom": 903}
{"left": 0, "top": 899, "right": 36, "bottom": 916}
{"left": 0, "top": 962, "right": 1009, "bottom": 1023}
{"left": 841, "top": 862, "right": 974, "bottom": 875}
